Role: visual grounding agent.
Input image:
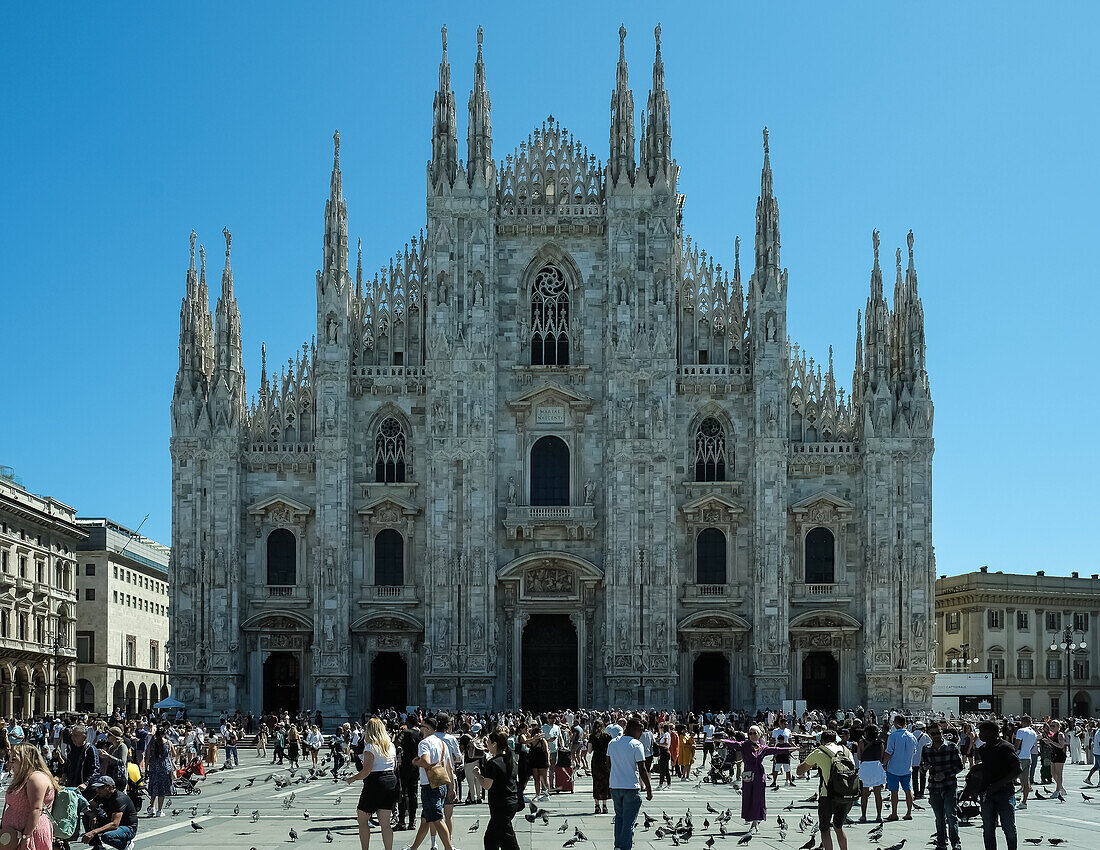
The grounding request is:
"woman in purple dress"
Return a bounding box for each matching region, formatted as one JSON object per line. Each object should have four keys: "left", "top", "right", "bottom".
{"left": 738, "top": 726, "right": 798, "bottom": 830}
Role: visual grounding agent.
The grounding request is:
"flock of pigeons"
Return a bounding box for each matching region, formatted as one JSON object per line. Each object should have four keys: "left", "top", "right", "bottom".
{"left": 148, "top": 755, "right": 1081, "bottom": 847}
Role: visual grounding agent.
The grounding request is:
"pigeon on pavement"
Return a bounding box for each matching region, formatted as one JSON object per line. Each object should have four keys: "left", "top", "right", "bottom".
{"left": 191, "top": 821, "right": 204, "bottom": 831}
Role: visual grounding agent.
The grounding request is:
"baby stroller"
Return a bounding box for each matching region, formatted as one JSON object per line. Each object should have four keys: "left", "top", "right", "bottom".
{"left": 175, "top": 755, "right": 206, "bottom": 795}
{"left": 704, "top": 739, "right": 739, "bottom": 784}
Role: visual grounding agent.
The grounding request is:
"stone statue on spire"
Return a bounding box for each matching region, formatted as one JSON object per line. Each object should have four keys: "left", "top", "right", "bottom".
{"left": 763, "top": 126, "right": 769, "bottom": 154}
{"left": 907, "top": 228, "right": 914, "bottom": 258}
{"left": 872, "top": 229, "right": 880, "bottom": 264}
{"left": 190, "top": 230, "right": 197, "bottom": 267}
{"left": 223, "top": 226, "right": 232, "bottom": 259}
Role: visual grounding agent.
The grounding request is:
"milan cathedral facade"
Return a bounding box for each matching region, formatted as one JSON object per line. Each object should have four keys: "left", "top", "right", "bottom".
{"left": 169, "top": 25, "right": 935, "bottom": 722}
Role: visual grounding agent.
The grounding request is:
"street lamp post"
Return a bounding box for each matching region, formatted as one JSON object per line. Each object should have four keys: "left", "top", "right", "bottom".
{"left": 1049, "top": 625, "right": 1086, "bottom": 720}
{"left": 949, "top": 643, "right": 981, "bottom": 672}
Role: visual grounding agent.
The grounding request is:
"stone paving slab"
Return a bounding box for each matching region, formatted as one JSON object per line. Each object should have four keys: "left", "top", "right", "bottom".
{"left": 23, "top": 755, "right": 1098, "bottom": 849}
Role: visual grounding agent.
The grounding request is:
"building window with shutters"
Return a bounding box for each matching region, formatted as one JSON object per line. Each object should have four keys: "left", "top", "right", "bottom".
{"left": 1017, "top": 658, "right": 1033, "bottom": 679}
{"left": 1046, "top": 611, "right": 1061, "bottom": 631}
{"left": 1073, "top": 612, "right": 1089, "bottom": 632}
{"left": 946, "top": 611, "right": 960, "bottom": 633}
{"left": 1074, "top": 659, "right": 1089, "bottom": 680}
{"left": 1017, "top": 611, "right": 1029, "bottom": 630}
{"left": 989, "top": 658, "right": 1005, "bottom": 680}
{"left": 1047, "top": 658, "right": 1062, "bottom": 680}
{"left": 988, "top": 609, "right": 1004, "bottom": 629}
{"left": 125, "top": 635, "right": 136, "bottom": 667}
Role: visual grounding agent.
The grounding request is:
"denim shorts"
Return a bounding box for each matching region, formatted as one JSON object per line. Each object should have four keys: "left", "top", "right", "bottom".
{"left": 886, "top": 772, "right": 912, "bottom": 792}
{"left": 420, "top": 784, "right": 447, "bottom": 823}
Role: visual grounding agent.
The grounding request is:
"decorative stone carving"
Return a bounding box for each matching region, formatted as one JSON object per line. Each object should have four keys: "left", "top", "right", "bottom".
{"left": 525, "top": 566, "right": 573, "bottom": 594}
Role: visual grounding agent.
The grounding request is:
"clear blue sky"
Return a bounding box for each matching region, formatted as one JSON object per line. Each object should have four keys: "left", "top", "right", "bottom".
{"left": 2, "top": 2, "right": 1097, "bottom": 576}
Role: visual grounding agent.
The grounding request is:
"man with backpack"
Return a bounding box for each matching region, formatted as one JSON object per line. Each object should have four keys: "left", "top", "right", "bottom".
{"left": 797, "top": 730, "right": 858, "bottom": 850}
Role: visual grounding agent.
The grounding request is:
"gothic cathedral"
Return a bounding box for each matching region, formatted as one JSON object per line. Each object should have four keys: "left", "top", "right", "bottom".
{"left": 169, "top": 26, "right": 935, "bottom": 722}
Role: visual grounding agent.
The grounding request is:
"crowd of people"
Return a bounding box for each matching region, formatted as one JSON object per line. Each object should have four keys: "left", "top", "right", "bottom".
{"left": 0, "top": 706, "right": 1096, "bottom": 850}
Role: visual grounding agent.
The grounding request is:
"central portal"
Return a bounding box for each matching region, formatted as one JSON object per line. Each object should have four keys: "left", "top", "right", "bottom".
{"left": 522, "top": 614, "right": 577, "bottom": 710}
{"left": 371, "top": 652, "right": 408, "bottom": 711}
{"left": 801, "top": 651, "right": 839, "bottom": 711}
{"left": 692, "top": 652, "right": 730, "bottom": 712}
{"left": 263, "top": 652, "right": 300, "bottom": 714}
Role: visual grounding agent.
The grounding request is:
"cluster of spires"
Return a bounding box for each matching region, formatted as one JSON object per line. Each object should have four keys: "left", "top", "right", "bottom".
{"left": 427, "top": 23, "right": 675, "bottom": 192}
{"left": 174, "top": 24, "right": 928, "bottom": 441}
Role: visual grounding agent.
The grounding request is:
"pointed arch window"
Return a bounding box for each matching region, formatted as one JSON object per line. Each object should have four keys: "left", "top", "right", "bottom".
{"left": 530, "top": 264, "right": 570, "bottom": 366}
{"left": 375, "top": 417, "right": 407, "bottom": 483}
{"left": 694, "top": 417, "right": 727, "bottom": 482}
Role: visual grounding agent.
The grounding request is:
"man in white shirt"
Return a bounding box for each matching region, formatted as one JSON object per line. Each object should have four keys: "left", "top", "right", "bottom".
{"left": 607, "top": 718, "right": 653, "bottom": 850}
{"left": 541, "top": 714, "right": 561, "bottom": 793}
{"left": 606, "top": 716, "right": 624, "bottom": 739}
{"left": 1014, "top": 717, "right": 1038, "bottom": 807}
{"left": 434, "top": 714, "right": 462, "bottom": 833}
{"left": 404, "top": 717, "right": 454, "bottom": 850}
{"left": 701, "top": 722, "right": 716, "bottom": 767}
{"left": 910, "top": 722, "right": 932, "bottom": 799}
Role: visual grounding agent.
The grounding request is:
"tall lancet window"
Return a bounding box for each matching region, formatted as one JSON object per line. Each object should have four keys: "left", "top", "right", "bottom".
{"left": 694, "top": 417, "right": 727, "bottom": 482}
{"left": 374, "top": 417, "right": 407, "bottom": 483}
{"left": 530, "top": 264, "right": 570, "bottom": 366}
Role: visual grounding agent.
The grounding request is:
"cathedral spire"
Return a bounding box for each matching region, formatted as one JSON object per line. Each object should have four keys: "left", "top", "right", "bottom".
{"left": 865, "top": 229, "right": 890, "bottom": 387}
{"left": 853, "top": 309, "right": 864, "bottom": 407}
{"left": 173, "top": 231, "right": 214, "bottom": 419}
{"left": 466, "top": 25, "right": 493, "bottom": 187}
{"left": 355, "top": 237, "right": 363, "bottom": 300}
{"left": 213, "top": 227, "right": 244, "bottom": 421}
{"left": 431, "top": 25, "right": 458, "bottom": 190}
{"left": 609, "top": 24, "right": 635, "bottom": 187}
{"left": 642, "top": 23, "right": 672, "bottom": 185}
{"left": 753, "top": 127, "right": 781, "bottom": 275}
{"left": 321, "top": 130, "right": 349, "bottom": 291}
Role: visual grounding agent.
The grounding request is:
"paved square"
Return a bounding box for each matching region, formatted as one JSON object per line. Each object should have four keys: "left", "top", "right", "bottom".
{"left": 66, "top": 753, "right": 1099, "bottom": 849}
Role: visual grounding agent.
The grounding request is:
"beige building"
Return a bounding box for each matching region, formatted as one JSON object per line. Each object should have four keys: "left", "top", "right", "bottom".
{"left": 936, "top": 568, "right": 1100, "bottom": 718}
{"left": 0, "top": 466, "right": 81, "bottom": 716}
{"left": 74, "top": 518, "right": 170, "bottom": 715}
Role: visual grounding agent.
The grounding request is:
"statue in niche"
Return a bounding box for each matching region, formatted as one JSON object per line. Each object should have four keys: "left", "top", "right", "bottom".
{"left": 617, "top": 621, "right": 630, "bottom": 652}
{"left": 326, "top": 316, "right": 339, "bottom": 344}
{"left": 618, "top": 278, "right": 627, "bottom": 305}
{"left": 519, "top": 315, "right": 529, "bottom": 347}
{"left": 878, "top": 615, "right": 889, "bottom": 646}
{"left": 471, "top": 399, "right": 483, "bottom": 428}
{"left": 583, "top": 479, "right": 596, "bottom": 505}
{"left": 323, "top": 614, "right": 335, "bottom": 648}
{"left": 766, "top": 613, "right": 778, "bottom": 649}
{"left": 471, "top": 617, "right": 485, "bottom": 646}
{"left": 655, "top": 618, "right": 667, "bottom": 648}
{"left": 912, "top": 614, "right": 925, "bottom": 640}
{"left": 474, "top": 280, "right": 483, "bottom": 306}
{"left": 507, "top": 477, "right": 517, "bottom": 505}
{"left": 325, "top": 550, "right": 337, "bottom": 589}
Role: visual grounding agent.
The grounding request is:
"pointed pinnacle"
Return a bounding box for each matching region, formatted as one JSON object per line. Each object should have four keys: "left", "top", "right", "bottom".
{"left": 655, "top": 22, "right": 662, "bottom": 54}
{"left": 763, "top": 126, "right": 770, "bottom": 156}
{"left": 223, "top": 227, "right": 232, "bottom": 263}
{"left": 619, "top": 23, "right": 627, "bottom": 58}
{"left": 333, "top": 129, "right": 340, "bottom": 167}
{"left": 477, "top": 23, "right": 483, "bottom": 55}
{"left": 189, "top": 230, "right": 197, "bottom": 270}
{"left": 441, "top": 24, "right": 448, "bottom": 54}
{"left": 872, "top": 229, "right": 880, "bottom": 268}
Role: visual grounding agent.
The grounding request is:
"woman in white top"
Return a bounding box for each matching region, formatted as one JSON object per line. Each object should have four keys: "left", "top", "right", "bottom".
{"left": 307, "top": 724, "right": 324, "bottom": 767}
{"left": 346, "top": 718, "right": 399, "bottom": 850}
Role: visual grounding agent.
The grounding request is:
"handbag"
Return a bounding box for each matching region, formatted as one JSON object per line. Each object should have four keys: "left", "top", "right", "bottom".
{"left": 426, "top": 759, "right": 449, "bottom": 789}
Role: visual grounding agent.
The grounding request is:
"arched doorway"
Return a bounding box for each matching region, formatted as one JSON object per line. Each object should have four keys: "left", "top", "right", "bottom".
{"left": 112, "top": 680, "right": 124, "bottom": 713}
{"left": 150, "top": 684, "right": 159, "bottom": 705}
{"left": 1074, "top": 691, "right": 1091, "bottom": 718}
{"left": 263, "top": 652, "right": 300, "bottom": 714}
{"left": 76, "top": 679, "right": 95, "bottom": 712}
{"left": 125, "top": 682, "right": 136, "bottom": 715}
{"left": 371, "top": 653, "right": 408, "bottom": 711}
{"left": 522, "top": 614, "right": 577, "bottom": 710}
{"left": 693, "top": 653, "right": 730, "bottom": 712}
{"left": 801, "top": 652, "right": 839, "bottom": 711}
{"left": 32, "top": 673, "right": 46, "bottom": 715}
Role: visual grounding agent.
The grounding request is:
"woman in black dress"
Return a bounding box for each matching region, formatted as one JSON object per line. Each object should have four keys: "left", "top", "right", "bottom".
{"left": 476, "top": 730, "right": 520, "bottom": 850}
{"left": 587, "top": 720, "right": 611, "bottom": 814}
